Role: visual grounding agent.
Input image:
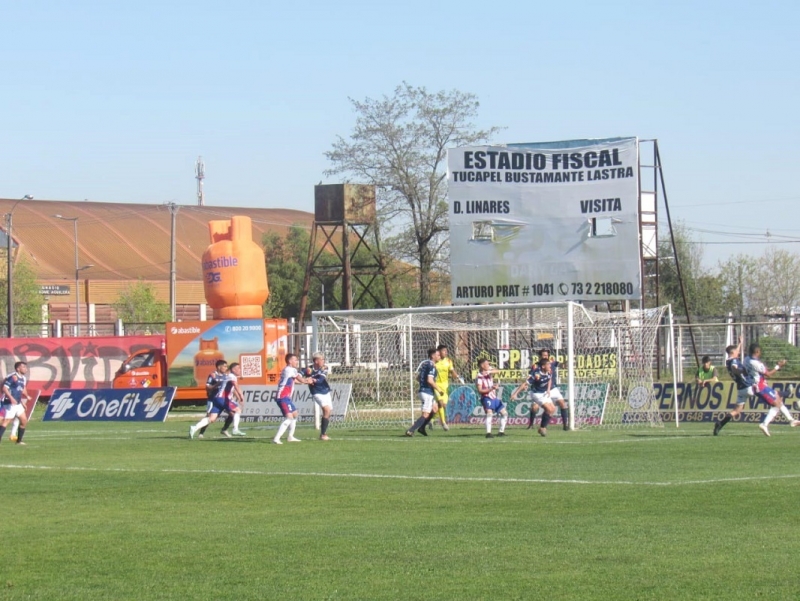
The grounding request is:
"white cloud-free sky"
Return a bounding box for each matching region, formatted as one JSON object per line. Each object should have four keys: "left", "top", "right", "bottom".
{"left": 1, "top": 0, "right": 797, "bottom": 267}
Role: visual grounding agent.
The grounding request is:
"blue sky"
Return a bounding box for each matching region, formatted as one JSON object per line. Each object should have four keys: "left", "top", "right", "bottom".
{"left": 1, "top": 0, "right": 797, "bottom": 267}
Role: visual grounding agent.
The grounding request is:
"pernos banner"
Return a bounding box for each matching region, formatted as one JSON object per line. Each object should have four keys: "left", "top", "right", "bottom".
{"left": 44, "top": 387, "right": 176, "bottom": 421}
{"left": 448, "top": 137, "right": 641, "bottom": 304}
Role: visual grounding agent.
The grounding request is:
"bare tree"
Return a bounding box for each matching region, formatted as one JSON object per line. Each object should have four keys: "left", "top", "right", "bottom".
{"left": 325, "top": 83, "right": 501, "bottom": 305}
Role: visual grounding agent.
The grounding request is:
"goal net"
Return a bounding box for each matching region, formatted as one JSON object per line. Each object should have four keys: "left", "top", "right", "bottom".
{"left": 311, "top": 302, "right": 672, "bottom": 430}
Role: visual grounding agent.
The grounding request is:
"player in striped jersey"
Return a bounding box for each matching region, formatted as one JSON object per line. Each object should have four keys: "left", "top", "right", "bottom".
{"left": 189, "top": 362, "right": 245, "bottom": 439}
{"left": 744, "top": 343, "right": 800, "bottom": 436}
{"left": 273, "top": 353, "right": 311, "bottom": 444}
{"left": 476, "top": 357, "right": 507, "bottom": 438}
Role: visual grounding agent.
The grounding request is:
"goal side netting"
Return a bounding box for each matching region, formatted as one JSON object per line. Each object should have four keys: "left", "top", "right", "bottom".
{"left": 311, "top": 302, "right": 673, "bottom": 430}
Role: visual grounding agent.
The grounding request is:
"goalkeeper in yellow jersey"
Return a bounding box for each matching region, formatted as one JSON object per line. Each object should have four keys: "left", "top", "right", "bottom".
{"left": 432, "top": 344, "right": 464, "bottom": 431}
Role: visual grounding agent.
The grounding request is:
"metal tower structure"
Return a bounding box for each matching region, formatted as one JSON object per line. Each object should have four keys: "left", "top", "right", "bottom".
{"left": 195, "top": 156, "right": 205, "bottom": 206}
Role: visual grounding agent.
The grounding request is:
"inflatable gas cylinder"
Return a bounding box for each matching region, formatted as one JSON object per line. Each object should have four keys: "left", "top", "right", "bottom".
{"left": 202, "top": 216, "right": 269, "bottom": 319}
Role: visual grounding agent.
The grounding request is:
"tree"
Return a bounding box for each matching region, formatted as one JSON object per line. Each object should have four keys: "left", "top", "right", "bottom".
{"left": 113, "top": 281, "right": 171, "bottom": 323}
{"left": 325, "top": 83, "right": 501, "bottom": 306}
{"left": 0, "top": 258, "right": 46, "bottom": 330}
{"left": 718, "top": 254, "right": 759, "bottom": 317}
{"left": 658, "top": 222, "right": 725, "bottom": 317}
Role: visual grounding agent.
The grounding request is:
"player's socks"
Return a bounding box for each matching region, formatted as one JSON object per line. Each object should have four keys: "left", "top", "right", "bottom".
{"left": 232, "top": 413, "right": 242, "bottom": 431}
{"left": 275, "top": 418, "right": 291, "bottom": 440}
{"left": 540, "top": 413, "right": 551, "bottom": 429}
{"left": 407, "top": 415, "right": 427, "bottom": 434}
{"left": 485, "top": 414, "right": 493, "bottom": 435}
{"left": 499, "top": 413, "right": 507, "bottom": 433}
{"left": 763, "top": 406, "right": 779, "bottom": 426}
{"left": 10, "top": 418, "right": 19, "bottom": 438}
{"left": 561, "top": 407, "right": 570, "bottom": 430}
{"left": 718, "top": 414, "right": 732, "bottom": 428}
{"left": 199, "top": 425, "right": 208, "bottom": 435}
{"left": 528, "top": 408, "right": 536, "bottom": 428}
{"left": 287, "top": 418, "right": 298, "bottom": 438}
{"left": 195, "top": 417, "right": 210, "bottom": 430}
{"left": 220, "top": 415, "right": 234, "bottom": 432}
{"left": 321, "top": 417, "right": 330, "bottom": 436}
{"left": 779, "top": 405, "right": 794, "bottom": 421}
{"left": 0, "top": 425, "right": 6, "bottom": 442}
{"left": 16, "top": 427, "right": 25, "bottom": 443}
{"left": 437, "top": 406, "right": 447, "bottom": 426}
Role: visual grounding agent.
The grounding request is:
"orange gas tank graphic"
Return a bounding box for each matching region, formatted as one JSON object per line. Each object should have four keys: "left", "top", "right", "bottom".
{"left": 202, "top": 216, "right": 269, "bottom": 318}
{"left": 193, "top": 337, "right": 224, "bottom": 387}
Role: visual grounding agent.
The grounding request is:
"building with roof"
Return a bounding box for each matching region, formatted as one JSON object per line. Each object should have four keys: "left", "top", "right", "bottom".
{"left": 0, "top": 198, "right": 313, "bottom": 334}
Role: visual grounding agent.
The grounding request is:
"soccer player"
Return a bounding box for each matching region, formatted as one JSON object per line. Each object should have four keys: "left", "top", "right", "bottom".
{"left": 528, "top": 358, "right": 561, "bottom": 437}
{"left": 189, "top": 362, "right": 246, "bottom": 439}
{"left": 198, "top": 360, "right": 229, "bottom": 438}
{"left": 432, "top": 344, "right": 464, "bottom": 431}
{"left": 510, "top": 358, "right": 542, "bottom": 429}
{"left": 405, "top": 348, "right": 444, "bottom": 437}
{"left": 0, "top": 362, "right": 32, "bottom": 445}
{"left": 273, "top": 353, "right": 309, "bottom": 444}
{"left": 307, "top": 352, "right": 333, "bottom": 441}
{"left": 538, "top": 349, "right": 570, "bottom": 431}
{"left": 714, "top": 337, "right": 753, "bottom": 435}
{"left": 744, "top": 343, "right": 800, "bottom": 436}
{"left": 476, "top": 357, "right": 507, "bottom": 438}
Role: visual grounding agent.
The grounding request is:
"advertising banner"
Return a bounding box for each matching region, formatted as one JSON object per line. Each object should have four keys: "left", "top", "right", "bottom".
{"left": 165, "top": 319, "right": 286, "bottom": 389}
{"left": 240, "top": 384, "right": 352, "bottom": 422}
{"left": 0, "top": 336, "right": 163, "bottom": 397}
{"left": 43, "top": 387, "right": 176, "bottom": 421}
{"left": 444, "top": 383, "right": 608, "bottom": 428}
{"left": 652, "top": 380, "right": 800, "bottom": 424}
{"left": 448, "top": 137, "right": 641, "bottom": 304}
{"left": 468, "top": 348, "right": 617, "bottom": 381}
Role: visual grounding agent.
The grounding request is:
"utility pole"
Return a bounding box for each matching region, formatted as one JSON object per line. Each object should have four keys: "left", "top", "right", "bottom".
{"left": 166, "top": 203, "right": 180, "bottom": 321}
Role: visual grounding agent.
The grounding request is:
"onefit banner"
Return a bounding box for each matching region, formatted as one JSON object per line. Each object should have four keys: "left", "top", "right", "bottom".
{"left": 44, "top": 387, "right": 176, "bottom": 421}
{"left": 448, "top": 137, "right": 640, "bottom": 304}
{"left": 240, "top": 384, "right": 352, "bottom": 422}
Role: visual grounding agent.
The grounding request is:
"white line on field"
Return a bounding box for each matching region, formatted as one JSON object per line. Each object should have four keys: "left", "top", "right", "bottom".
{"left": 1, "top": 462, "right": 798, "bottom": 487}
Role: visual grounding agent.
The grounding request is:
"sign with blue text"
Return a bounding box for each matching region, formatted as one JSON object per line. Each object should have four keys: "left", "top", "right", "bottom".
{"left": 44, "top": 387, "right": 175, "bottom": 421}
{"left": 447, "top": 137, "right": 641, "bottom": 304}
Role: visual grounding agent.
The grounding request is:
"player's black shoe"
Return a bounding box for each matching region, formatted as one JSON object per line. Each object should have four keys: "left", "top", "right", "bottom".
{"left": 497, "top": 432, "right": 506, "bottom": 437}
{"left": 418, "top": 427, "right": 428, "bottom": 437}
{"left": 485, "top": 433, "right": 494, "bottom": 439}
{"left": 713, "top": 422, "right": 721, "bottom": 436}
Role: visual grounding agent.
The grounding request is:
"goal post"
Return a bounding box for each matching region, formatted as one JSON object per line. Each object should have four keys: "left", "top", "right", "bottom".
{"left": 310, "top": 302, "right": 674, "bottom": 430}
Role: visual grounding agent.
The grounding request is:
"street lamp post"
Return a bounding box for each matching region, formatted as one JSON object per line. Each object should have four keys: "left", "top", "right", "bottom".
{"left": 54, "top": 215, "right": 93, "bottom": 336}
{"left": 6, "top": 195, "right": 33, "bottom": 338}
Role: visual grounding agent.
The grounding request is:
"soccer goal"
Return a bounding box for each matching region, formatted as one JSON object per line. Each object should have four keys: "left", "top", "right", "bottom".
{"left": 311, "top": 302, "right": 676, "bottom": 430}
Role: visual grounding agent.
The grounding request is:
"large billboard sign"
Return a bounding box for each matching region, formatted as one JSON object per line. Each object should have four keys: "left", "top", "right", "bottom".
{"left": 448, "top": 137, "right": 641, "bottom": 304}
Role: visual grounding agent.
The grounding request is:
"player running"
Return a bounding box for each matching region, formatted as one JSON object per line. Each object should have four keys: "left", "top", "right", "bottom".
{"left": 189, "top": 362, "right": 246, "bottom": 439}
{"left": 273, "top": 353, "right": 310, "bottom": 444}
{"left": 476, "top": 357, "right": 507, "bottom": 439}
{"left": 198, "top": 360, "right": 230, "bottom": 438}
{"left": 714, "top": 337, "right": 753, "bottom": 435}
{"left": 431, "top": 344, "right": 464, "bottom": 431}
{"left": 307, "top": 352, "right": 333, "bottom": 441}
{"left": 744, "top": 343, "right": 800, "bottom": 436}
{"left": 0, "top": 362, "right": 32, "bottom": 445}
{"left": 405, "top": 348, "right": 444, "bottom": 437}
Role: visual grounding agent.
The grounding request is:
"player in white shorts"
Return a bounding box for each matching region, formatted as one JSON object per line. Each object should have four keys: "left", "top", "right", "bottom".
{"left": 306, "top": 352, "right": 333, "bottom": 440}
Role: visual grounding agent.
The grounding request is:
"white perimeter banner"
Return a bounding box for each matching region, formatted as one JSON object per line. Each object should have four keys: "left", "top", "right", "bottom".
{"left": 448, "top": 137, "right": 641, "bottom": 304}
{"left": 240, "top": 383, "right": 352, "bottom": 422}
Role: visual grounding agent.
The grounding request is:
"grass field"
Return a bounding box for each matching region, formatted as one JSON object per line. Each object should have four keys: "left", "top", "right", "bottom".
{"left": 2, "top": 414, "right": 800, "bottom": 600}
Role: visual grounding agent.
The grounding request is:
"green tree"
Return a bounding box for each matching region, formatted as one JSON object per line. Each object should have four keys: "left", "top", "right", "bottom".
{"left": 113, "top": 281, "right": 171, "bottom": 323}
{"left": 0, "top": 258, "right": 46, "bottom": 330}
{"left": 658, "top": 222, "right": 726, "bottom": 317}
{"left": 325, "top": 82, "right": 501, "bottom": 306}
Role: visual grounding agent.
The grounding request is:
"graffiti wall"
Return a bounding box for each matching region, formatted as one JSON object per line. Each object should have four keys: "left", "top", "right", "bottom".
{"left": 0, "top": 336, "right": 163, "bottom": 397}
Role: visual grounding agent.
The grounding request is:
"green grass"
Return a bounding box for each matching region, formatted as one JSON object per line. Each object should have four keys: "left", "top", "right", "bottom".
{"left": 2, "top": 415, "right": 800, "bottom": 600}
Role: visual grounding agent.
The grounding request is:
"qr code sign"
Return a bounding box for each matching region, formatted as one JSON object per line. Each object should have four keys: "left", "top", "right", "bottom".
{"left": 240, "top": 355, "right": 263, "bottom": 378}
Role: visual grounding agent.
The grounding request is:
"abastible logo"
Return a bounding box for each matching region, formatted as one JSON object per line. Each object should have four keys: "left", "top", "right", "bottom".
{"left": 170, "top": 326, "right": 201, "bottom": 335}
{"left": 202, "top": 256, "right": 238, "bottom": 270}
{"left": 49, "top": 392, "right": 75, "bottom": 418}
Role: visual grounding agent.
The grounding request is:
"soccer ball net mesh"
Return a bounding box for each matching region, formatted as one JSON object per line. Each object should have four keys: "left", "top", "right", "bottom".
{"left": 312, "top": 303, "right": 668, "bottom": 430}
